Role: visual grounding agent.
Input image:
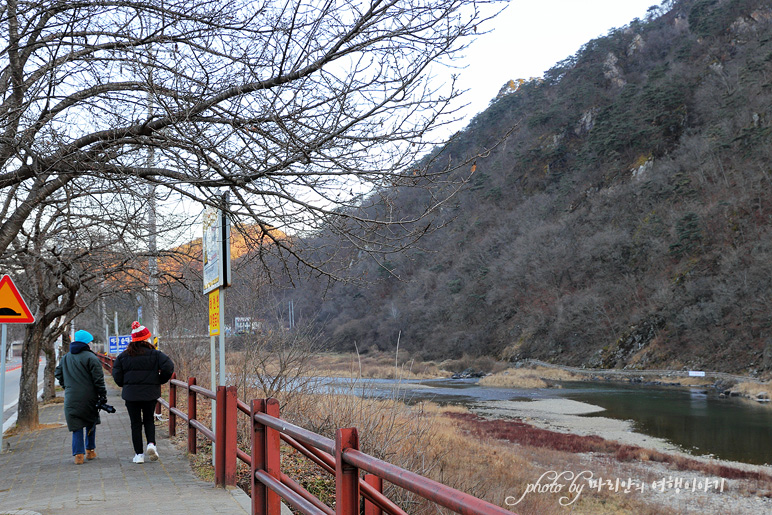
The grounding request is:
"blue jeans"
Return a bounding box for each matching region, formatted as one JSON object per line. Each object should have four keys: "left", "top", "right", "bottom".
{"left": 72, "top": 424, "right": 96, "bottom": 455}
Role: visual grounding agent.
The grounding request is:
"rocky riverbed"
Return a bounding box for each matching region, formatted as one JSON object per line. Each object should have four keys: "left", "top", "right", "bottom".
{"left": 469, "top": 397, "right": 772, "bottom": 514}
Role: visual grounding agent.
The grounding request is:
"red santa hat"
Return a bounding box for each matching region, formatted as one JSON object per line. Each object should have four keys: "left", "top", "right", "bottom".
{"left": 131, "top": 321, "right": 151, "bottom": 342}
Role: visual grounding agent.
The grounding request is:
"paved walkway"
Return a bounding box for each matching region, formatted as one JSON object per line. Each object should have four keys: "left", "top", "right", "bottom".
{"left": 0, "top": 385, "right": 250, "bottom": 515}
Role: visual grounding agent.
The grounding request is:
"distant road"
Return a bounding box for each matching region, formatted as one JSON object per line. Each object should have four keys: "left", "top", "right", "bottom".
{"left": 520, "top": 359, "right": 763, "bottom": 384}
{"left": 2, "top": 358, "right": 46, "bottom": 431}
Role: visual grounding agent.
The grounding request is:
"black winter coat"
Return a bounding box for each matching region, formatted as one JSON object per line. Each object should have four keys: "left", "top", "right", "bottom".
{"left": 112, "top": 347, "right": 174, "bottom": 402}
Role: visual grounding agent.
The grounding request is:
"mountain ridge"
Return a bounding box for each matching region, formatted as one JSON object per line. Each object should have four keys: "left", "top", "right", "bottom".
{"left": 213, "top": 0, "right": 772, "bottom": 376}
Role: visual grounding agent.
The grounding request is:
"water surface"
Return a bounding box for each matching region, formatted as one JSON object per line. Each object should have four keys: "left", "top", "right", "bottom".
{"left": 558, "top": 380, "right": 772, "bottom": 465}
{"left": 321, "top": 376, "right": 772, "bottom": 465}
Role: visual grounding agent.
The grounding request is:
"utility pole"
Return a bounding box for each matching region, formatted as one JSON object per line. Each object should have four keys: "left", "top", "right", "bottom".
{"left": 147, "top": 62, "right": 160, "bottom": 341}
{"left": 101, "top": 296, "right": 108, "bottom": 353}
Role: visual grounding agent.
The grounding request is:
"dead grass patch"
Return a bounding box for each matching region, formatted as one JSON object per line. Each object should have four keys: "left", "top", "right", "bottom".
{"left": 734, "top": 381, "right": 772, "bottom": 400}
{"left": 445, "top": 412, "right": 772, "bottom": 484}
{"left": 306, "top": 352, "right": 451, "bottom": 380}
{"left": 479, "top": 366, "right": 582, "bottom": 388}
{"left": 164, "top": 384, "right": 681, "bottom": 514}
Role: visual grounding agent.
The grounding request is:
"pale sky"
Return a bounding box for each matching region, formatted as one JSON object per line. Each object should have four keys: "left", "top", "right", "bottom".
{"left": 449, "top": 0, "right": 660, "bottom": 130}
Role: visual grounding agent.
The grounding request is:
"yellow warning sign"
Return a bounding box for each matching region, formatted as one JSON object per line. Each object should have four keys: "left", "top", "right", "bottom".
{"left": 208, "top": 288, "right": 220, "bottom": 336}
{"left": 0, "top": 275, "right": 35, "bottom": 324}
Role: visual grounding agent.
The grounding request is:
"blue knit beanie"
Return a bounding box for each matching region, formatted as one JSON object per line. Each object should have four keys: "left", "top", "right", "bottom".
{"left": 73, "top": 330, "right": 94, "bottom": 344}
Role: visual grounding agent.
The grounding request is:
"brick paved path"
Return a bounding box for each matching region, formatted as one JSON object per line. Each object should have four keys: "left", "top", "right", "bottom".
{"left": 0, "top": 385, "right": 250, "bottom": 515}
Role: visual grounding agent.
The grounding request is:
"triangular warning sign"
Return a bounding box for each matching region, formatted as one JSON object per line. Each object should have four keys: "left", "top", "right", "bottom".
{"left": 0, "top": 275, "right": 35, "bottom": 323}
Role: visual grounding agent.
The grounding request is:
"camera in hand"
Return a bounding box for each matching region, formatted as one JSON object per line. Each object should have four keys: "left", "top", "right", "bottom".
{"left": 96, "top": 400, "right": 116, "bottom": 413}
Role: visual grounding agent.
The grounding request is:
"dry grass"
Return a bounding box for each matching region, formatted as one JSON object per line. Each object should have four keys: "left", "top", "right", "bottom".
{"left": 633, "top": 376, "right": 714, "bottom": 387}
{"left": 247, "top": 389, "right": 672, "bottom": 514}
{"left": 160, "top": 356, "right": 772, "bottom": 514}
{"left": 307, "top": 352, "right": 451, "bottom": 380}
{"left": 733, "top": 381, "right": 772, "bottom": 400}
{"left": 446, "top": 412, "right": 772, "bottom": 483}
{"left": 479, "top": 366, "right": 582, "bottom": 388}
{"left": 383, "top": 406, "right": 675, "bottom": 514}
{"left": 161, "top": 380, "right": 772, "bottom": 514}
{"left": 163, "top": 379, "right": 682, "bottom": 514}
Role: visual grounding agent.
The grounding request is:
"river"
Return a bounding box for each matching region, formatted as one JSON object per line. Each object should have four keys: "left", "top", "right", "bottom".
{"left": 322, "top": 376, "right": 772, "bottom": 466}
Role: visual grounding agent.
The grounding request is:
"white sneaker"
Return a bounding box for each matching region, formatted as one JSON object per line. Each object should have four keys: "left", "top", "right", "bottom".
{"left": 133, "top": 453, "right": 145, "bottom": 463}
{"left": 146, "top": 443, "right": 159, "bottom": 461}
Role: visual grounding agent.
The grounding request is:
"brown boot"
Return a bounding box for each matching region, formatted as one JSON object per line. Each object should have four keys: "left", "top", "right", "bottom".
{"left": 74, "top": 454, "right": 85, "bottom": 465}
{"left": 86, "top": 449, "right": 97, "bottom": 460}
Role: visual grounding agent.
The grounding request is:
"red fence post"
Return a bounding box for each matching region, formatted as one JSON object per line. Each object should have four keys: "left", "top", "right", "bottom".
{"left": 251, "top": 399, "right": 266, "bottom": 515}
{"left": 187, "top": 377, "right": 197, "bottom": 454}
{"left": 364, "top": 474, "right": 383, "bottom": 515}
{"left": 252, "top": 399, "right": 281, "bottom": 515}
{"left": 214, "top": 386, "right": 238, "bottom": 487}
{"left": 224, "top": 386, "right": 238, "bottom": 487}
{"left": 265, "top": 398, "right": 281, "bottom": 515}
{"left": 215, "top": 386, "right": 226, "bottom": 487}
{"left": 169, "top": 373, "right": 177, "bottom": 437}
{"left": 335, "top": 427, "right": 360, "bottom": 515}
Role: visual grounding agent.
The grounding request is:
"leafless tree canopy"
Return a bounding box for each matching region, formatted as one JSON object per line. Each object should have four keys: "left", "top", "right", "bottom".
{"left": 1, "top": 0, "right": 503, "bottom": 268}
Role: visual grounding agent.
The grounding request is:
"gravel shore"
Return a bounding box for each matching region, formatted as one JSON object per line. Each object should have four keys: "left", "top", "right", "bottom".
{"left": 470, "top": 398, "right": 772, "bottom": 514}
{"left": 471, "top": 397, "right": 772, "bottom": 475}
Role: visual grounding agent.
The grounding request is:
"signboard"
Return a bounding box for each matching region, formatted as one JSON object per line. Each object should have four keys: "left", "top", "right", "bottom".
{"left": 109, "top": 335, "right": 131, "bottom": 354}
{"left": 202, "top": 194, "right": 231, "bottom": 294}
{"left": 0, "top": 275, "right": 35, "bottom": 324}
{"left": 235, "top": 317, "right": 251, "bottom": 334}
{"left": 688, "top": 371, "right": 706, "bottom": 377}
{"left": 0, "top": 275, "right": 35, "bottom": 457}
{"left": 209, "top": 289, "right": 220, "bottom": 336}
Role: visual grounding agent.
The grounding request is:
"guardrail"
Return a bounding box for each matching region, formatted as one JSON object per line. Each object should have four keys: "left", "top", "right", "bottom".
{"left": 98, "top": 354, "right": 514, "bottom": 515}
{"left": 520, "top": 359, "right": 763, "bottom": 383}
{"left": 97, "top": 353, "right": 114, "bottom": 372}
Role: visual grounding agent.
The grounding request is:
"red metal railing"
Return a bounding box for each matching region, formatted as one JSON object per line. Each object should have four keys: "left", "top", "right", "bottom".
{"left": 98, "top": 354, "right": 514, "bottom": 515}
{"left": 97, "top": 353, "right": 114, "bottom": 372}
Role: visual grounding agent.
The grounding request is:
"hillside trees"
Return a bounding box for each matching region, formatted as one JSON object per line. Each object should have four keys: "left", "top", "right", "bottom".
{"left": 271, "top": 0, "right": 772, "bottom": 371}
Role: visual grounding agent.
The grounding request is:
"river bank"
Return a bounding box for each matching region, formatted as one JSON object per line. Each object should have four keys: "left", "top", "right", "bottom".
{"left": 206, "top": 352, "right": 772, "bottom": 512}
{"left": 471, "top": 396, "right": 772, "bottom": 474}
{"left": 460, "top": 396, "right": 772, "bottom": 514}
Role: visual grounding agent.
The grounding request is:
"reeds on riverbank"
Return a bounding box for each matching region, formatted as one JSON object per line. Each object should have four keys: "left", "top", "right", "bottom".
{"left": 479, "top": 366, "right": 582, "bottom": 388}
{"left": 305, "top": 351, "right": 450, "bottom": 380}
{"left": 733, "top": 380, "right": 772, "bottom": 401}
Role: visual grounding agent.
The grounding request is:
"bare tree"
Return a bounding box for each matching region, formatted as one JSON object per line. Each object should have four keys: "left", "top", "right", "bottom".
{"left": 233, "top": 323, "right": 325, "bottom": 404}
{"left": 6, "top": 184, "right": 186, "bottom": 430}
{"left": 1, "top": 0, "right": 504, "bottom": 263}
{"left": 1, "top": 0, "right": 504, "bottom": 429}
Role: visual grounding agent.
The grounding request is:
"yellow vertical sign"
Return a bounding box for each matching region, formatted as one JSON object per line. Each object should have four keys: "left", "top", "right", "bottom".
{"left": 209, "top": 289, "right": 220, "bottom": 336}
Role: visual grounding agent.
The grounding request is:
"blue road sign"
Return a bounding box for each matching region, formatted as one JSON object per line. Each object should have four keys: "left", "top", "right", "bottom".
{"left": 108, "top": 335, "right": 131, "bottom": 354}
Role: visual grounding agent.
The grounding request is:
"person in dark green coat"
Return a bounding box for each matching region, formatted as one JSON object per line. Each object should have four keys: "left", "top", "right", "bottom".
{"left": 55, "top": 330, "right": 107, "bottom": 464}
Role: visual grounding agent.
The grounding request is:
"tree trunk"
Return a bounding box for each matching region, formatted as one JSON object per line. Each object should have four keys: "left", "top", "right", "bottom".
{"left": 17, "top": 324, "right": 44, "bottom": 431}
{"left": 41, "top": 336, "right": 56, "bottom": 402}
{"left": 62, "top": 324, "right": 71, "bottom": 354}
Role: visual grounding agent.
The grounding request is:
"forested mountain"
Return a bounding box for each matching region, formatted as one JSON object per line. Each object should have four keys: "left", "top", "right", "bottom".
{"left": 183, "top": 0, "right": 772, "bottom": 374}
